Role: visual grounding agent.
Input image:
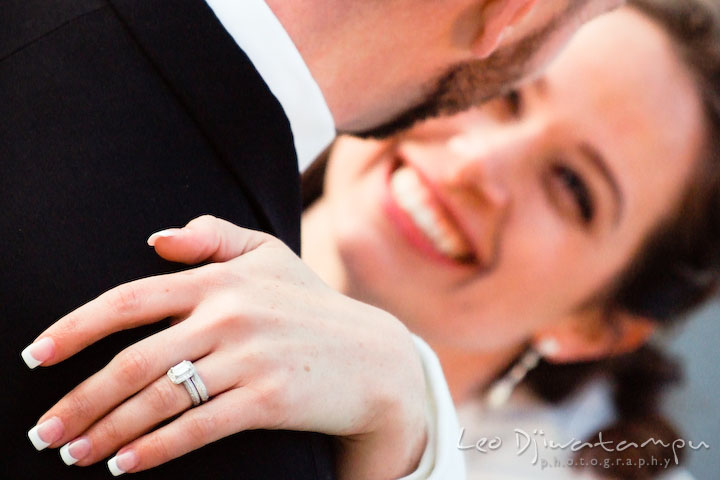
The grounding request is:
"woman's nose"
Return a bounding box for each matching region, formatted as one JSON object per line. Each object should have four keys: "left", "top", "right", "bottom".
{"left": 442, "top": 130, "right": 512, "bottom": 216}
{"left": 428, "top": 130, "right": 518, "bottom": 269}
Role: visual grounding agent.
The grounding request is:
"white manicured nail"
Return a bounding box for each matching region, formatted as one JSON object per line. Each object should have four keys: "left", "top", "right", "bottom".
{"left": 21, "top": 337, "right": 55, "bottom": 369}
{"left": 147, "top": 229, "right": 182, "bottom": 246}
{"left": 107, "top": 451, "right": 138, "bottom": 476}
{"left": 536, "top": 338, "right": 560, "bottom": 357}
{"left": 60, "top": 438, "right": 90, "bottom": 465}
{"left": 27, "top": 417, "right": 63, "bottom": 450}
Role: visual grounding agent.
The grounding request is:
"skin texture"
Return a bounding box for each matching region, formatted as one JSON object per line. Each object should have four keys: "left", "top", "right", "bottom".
{"left": 268, "top": 0, "right": 624, "bottom": 133}
{"left": 25, "top": 219, "right": 427, "bottom": 479}
{"left": 303, "top": 7, "right": 705, "bottom": 400}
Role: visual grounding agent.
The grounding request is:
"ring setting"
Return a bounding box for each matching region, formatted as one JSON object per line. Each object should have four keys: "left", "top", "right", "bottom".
{"left": 167, "top": 360, "right": 209, "bottom": 406}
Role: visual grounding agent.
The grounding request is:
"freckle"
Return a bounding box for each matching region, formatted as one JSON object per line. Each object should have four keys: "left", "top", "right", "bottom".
{"left": 304, "top": 365, "right": 310, "bottom": 372}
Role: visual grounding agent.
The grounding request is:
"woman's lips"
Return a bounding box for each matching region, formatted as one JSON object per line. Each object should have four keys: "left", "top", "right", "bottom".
{"left": 384, "top": 160, "right": 478, "bottom": 266}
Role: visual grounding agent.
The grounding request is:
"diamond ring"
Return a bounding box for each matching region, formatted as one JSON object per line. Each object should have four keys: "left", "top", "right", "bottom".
{"left": 167, "top": 360, "right": 208, "bottom": 406}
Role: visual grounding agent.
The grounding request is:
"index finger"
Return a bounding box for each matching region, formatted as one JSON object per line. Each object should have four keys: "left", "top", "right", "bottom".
{"left": 21, "top": 270, "right": 204, "bottom": 368}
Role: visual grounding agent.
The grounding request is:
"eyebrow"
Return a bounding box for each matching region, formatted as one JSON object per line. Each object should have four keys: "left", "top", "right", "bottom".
{"left": 577, "top": 142, "right": 624, "bottom": 225}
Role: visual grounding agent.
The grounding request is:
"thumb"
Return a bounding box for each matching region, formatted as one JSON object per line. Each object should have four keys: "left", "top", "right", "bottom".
{"left": 147, "top": 215, "right": 273, "bottom": 264}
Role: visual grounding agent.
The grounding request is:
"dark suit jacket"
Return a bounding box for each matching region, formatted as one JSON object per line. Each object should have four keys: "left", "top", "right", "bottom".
{"left": 1, "top": 0, "right": 335, "bottom": 478}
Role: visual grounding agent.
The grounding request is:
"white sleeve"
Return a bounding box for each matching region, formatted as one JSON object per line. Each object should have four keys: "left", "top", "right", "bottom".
{"left": 397, "top": 335, "right": 467, "bottom": 480}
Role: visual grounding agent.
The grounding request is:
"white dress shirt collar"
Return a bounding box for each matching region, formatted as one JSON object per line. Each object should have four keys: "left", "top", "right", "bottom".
{"left": 204, "top": 0, "right": 336, "bottom": 171}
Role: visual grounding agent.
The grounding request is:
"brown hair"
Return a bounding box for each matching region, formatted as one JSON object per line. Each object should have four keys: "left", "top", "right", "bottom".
{"left": 526, "top": 2, "right": 720, "bottom": 478}
{"left": 611, "top": 0, "right": 720, "bottom": 322}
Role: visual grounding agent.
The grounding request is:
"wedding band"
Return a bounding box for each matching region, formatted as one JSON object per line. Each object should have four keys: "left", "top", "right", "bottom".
{"left": 167, "top": 360, "right": 208, "bottom": 406}
{"left": 182, "top": 378, "right": 202, "bottom": 406}
{"left": 190, "top": 373, "right": 209, "bottom": 403}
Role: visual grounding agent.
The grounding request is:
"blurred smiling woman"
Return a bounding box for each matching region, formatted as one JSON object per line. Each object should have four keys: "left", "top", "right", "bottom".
{"left": 305, "top": 0, "right": 709, "bottom": 388}
{"left": 301, "top": 0, "right": 720, "bottom": 477}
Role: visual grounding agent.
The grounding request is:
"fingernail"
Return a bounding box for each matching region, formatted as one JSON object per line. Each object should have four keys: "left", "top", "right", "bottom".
{"left": 21, "top": 337, "right": 55, "bottom": 369}
{"left": 536, "top": 338, "right": 560, "bottom": 357}
{"left": 60, "top": 437, "right": 91, "bottom": 466}
{"left": 27, "top": 417, "right": 64, "bottom": 450}
{"left": 147, "top": 229, "right": 182, "bottom": 246}
{"left": 107, "top": 450, "right": 138, "bottom": 476}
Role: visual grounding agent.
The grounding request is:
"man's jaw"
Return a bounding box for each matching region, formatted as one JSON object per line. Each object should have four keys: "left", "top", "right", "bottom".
{"left": 350, "top": 61, "right": 511, "bottom": 140}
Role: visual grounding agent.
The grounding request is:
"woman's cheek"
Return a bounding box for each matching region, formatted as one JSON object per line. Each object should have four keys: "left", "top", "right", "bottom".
{"left": 325, "top": 137, "right": 391, "bottom": 196}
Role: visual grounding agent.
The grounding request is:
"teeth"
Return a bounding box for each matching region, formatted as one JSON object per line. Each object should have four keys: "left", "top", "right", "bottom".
{"left": 390, "top": 167, "right": 473, "bottom": 262}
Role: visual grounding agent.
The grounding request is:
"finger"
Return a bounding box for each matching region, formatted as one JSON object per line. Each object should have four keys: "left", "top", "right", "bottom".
{"left": 64, "top": 352, "right": 244, "bottom": 467}
{"left": 148, "top": 215, "right": 274, "bottom": 264}
{"left": 23, "top": 271, "right": 205, "bottom": 367}
{"left": 32, "top": 319, "right": 215, "bottom": 449}
{"left": 104, "top": 386, "right": 274, "bottom": 476}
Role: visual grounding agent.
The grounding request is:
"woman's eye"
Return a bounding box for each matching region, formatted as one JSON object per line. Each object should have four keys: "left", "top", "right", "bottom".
{"left": 550, "top": 164, "right": 596, "bottom": 224}
{"left": 503, "top": 89, "right": 524, "bottom": 117}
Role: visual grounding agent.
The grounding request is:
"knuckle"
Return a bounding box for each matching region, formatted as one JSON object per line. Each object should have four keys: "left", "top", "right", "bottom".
{"left": 95, "top": 417, "right": 123, "bottom": 443}
{"left": 212, "top": 309, "right": 244, "bottom": 330}
{"left": 205, "top": 261, "right": 234, "bottom": 281}
{"left": 113, "top": 348, "right": 151, "bottom": 383}
{"left": 239, "top": 347, "right": 266, "bottom": 372}
{"left": 265, "top": 233, "right": 284, "bottom": 247}
{"left": 254, "top": 381, "right": 287, "bottom": 419}
{"left": 178, "top": 266, "right": 201, "bottom": 282}
{"left": 146, "top": 381, "right": 181, "bottom": 414}
{"left": 65, "top": 391, "right": 96, "bottom": 421}
{"left": 199, "top": 295, "right": 248, "bottom": 327}
{"left": 53, "top": 313, "right": 82, "bottom": 341}
{"left": 144, "top": 432, "right": 171, "bottom": 461}
{"left": 190, "top": 214, "right": 217, "bottom": 229}
{"left": 185, "top": 413, "right": 216, "bottom": 444}
{"left": 190, "top": 262, "right": 228, "bottom": 290}
{"left": 105, "top": 283, "right": 144, "bottom": 317}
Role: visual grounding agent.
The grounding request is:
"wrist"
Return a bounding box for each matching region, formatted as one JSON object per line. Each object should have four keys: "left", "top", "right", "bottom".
{"left": 336, "top": 410, "right": 427, "bottom": 480}
{"left": 337, "top": 323, "right": 428, "bottom": 479}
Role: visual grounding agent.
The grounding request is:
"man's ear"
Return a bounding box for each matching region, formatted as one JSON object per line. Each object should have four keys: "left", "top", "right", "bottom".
{"left": 473, "top": 0, "right": 539, "bottom": 58}
{"left": 533, "top": 308, "right": 656, "bottom": 364}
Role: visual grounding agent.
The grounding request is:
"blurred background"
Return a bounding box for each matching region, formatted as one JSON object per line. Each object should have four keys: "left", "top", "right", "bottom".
{"left": 662, "top": 300, "right": 719, "bottom": 479}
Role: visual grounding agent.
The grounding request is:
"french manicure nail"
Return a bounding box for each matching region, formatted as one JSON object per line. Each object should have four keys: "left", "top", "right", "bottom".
{"left": 60, "top": 437, "right": 91, "bottom": 466}
{"left": 21, "top": 337, "right": 55, "bottom": 369}
{"left": 536, "top": 338, "right": 560, "bottom": 357}
{"left": 107, "top": 450, "right": 138, "bottom": 476}
{"left": 27, "top": 417, "right": 64, "bottom": 450}
{"left": 147, "top": 229, "right": 182, "bottom": 246}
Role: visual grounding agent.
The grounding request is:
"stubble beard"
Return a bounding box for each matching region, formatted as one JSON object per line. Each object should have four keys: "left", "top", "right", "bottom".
{"left": 353, "top": 11, "right": 565, "bottom": 139}
{"left": 353, "top": 55, "right": 527, "bottom": 139}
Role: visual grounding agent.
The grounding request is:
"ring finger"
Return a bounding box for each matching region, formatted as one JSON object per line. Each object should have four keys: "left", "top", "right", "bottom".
{"left": 60, "top": 352, "right": 242, "bottom": 467}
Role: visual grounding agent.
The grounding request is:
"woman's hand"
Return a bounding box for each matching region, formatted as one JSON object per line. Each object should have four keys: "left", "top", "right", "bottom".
{"left": 22, "top": 216, "right": 427, "bottom": 479}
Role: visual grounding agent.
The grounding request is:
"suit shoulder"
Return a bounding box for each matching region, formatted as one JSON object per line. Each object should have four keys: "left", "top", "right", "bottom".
{"left": 1, "top": 0, "right": 107, "bottom": 60}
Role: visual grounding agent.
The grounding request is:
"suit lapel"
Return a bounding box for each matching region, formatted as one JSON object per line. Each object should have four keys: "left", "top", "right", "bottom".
{"left": 107, "top": 0, "right": 302, "bottom": 252}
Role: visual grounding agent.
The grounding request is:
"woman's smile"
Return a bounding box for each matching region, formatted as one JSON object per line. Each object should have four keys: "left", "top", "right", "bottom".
{"left": 385, "top": 158, "right": 479, "bottom": 267}
{"left": 313, "top": 7, "right": 705, "bottom": 352}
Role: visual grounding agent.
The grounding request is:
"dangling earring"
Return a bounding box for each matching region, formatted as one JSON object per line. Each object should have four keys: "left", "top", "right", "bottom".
{"left": 485, "top": 338, "right": 559, "bottom": 409}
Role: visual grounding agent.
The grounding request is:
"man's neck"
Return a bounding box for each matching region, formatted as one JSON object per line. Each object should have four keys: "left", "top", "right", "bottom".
{"left": 264, "top": 0, "right": 338, "bottom": 108}
{"left": 264, "top": 0, "right": 387, "bottom": 132}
